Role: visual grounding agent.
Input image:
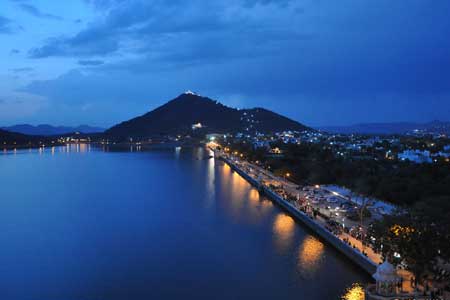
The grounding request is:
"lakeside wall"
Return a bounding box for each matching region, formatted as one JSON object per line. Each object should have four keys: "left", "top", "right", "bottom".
{"left": 220, "top": 156, "right": 377, "bottom": 275}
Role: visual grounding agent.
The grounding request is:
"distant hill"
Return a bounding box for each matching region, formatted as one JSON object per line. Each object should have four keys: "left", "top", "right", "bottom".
{"left": 105, "top": 92, "right": 310, "bottom": 139}
{"left": 320, "top": 121, "right": 450, "bottom": 135}
{"left": 1, "top": 124, "right": 105, "bottom": 136}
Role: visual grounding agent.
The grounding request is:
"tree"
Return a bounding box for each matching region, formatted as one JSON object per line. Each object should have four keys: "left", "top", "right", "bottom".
{"left": 369, "top": 212, "right": 442, "bottom": 285}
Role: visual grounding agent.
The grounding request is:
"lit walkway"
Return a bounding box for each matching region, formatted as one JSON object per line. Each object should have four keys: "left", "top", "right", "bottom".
{"left": 221, "top": 152, "right": 427, "bottom": 295}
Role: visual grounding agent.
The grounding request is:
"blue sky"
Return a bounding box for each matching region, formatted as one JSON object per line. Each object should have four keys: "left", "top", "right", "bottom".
{"left": 1, "top": 0, "right": 450, "bottom": 127}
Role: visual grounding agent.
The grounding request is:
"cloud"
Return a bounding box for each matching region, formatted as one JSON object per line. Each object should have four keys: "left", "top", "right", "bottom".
{"left": 10, "top": 49, "right": 21, "bottom": 54}
{"left": 21, "top": 64, "right": 450, "bottom": 127}
{"left": 18, "top": 0, "right": 450, "bottom": 125}
{"left": 78, "top": 60, "right": 104, "bottom": 66}
{"left": 18, "top": 4, "right": 63, "bottom": 21}
{"left": 0, "top": 16, "right": 14, "bottom": 34}
{"left": 29, "top": 33, "right": 119, "bottom": 58}
{"left": 20, "top": 70, "right": 154, "bottom": 126}
{"left": 29, "top": 0, "right": 305, "bottom": 60}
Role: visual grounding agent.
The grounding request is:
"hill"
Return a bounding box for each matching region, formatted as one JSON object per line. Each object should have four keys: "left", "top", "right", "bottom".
{"left": 0, "top": 129, "right": 41, "bottom": 145}
{"left": 105, "top": 92, "right": 310, "bottom": 139}
{"left": 2, "top": 124, "right": 105, "bottom": 136}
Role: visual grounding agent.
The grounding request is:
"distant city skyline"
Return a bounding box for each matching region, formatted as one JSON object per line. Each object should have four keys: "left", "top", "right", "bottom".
{"left": 1, "top": 0, "right": 450, "bottom": 127}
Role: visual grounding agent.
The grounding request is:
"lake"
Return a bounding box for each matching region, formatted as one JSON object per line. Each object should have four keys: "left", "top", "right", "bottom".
{"left": 0, "top": 145, "right": 369, "bottom": 299}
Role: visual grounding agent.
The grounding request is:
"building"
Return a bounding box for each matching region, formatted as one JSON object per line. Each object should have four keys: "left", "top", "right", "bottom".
{"left": 366, "top": 261, "right": 402, "bottom": 299}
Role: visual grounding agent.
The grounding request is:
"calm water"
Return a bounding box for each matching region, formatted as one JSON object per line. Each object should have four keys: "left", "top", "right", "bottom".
{"left": 0, "top": 145, "right": 369, "bottom": 300}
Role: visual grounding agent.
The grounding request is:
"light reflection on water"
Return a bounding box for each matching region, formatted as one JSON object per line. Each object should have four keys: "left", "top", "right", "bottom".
{"left": 246, "top": 188, "right": 273, "bottom": 225}
{"left": 0, "top": 145, "right": 370, "bottom": 299}
{"left": 205, "top": 150, "right": 215, "bottom": 209}
{"left": 189, "top": 149, "right": 367, "bottom": 299}
{"left": 341, "top": 283, "right": 365, "bottom": 300}
{"left": 175, "top": 146, "right": 181, "bottom": 158}
{"left": 229, "top": 171, "right": 247, "bottom": 219}
{"left": 297, "top": 235, "right": 325, "bottom": 276}
{"left": 220, "top": 162, "right": 274, "bottom": 224}
{"left": 1, "top": 144, "right": 94, "bottom": 156}
{"left": 273, "top": 214, "right": 295, "bottom": 253}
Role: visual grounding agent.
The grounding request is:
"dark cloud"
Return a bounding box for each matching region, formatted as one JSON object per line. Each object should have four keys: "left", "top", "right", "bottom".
{"left": 20, "top": 0, "right": 450, "bottom": 125}
{"left": 10, "top": 49, "right": 21, "bottom": 54}
{"left": 22, "top": 64, "right": 450, "bottom": 127}
{"left": 78, "top": 60, "right": 104, "bottom": 66}
{"left": 29, "top": 0, "right": 303, "bottom": 60}
{"left": 19, "top": 4, "right": 63, "bottom": 21}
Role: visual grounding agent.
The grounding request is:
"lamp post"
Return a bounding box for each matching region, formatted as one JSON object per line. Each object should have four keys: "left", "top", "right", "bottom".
{"left": 285, "top": 172, "right": 290, "bottom": 180}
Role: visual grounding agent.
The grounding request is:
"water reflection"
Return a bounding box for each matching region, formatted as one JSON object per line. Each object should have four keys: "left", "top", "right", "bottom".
{"left": 341, "top": 283, "right": 365, "bottom": 300}
{"left": 67, "top": 143, "right": 90, "bottom": 153}
{"left": 249, "top": 188, "right": 259, "bottom": 202}
{"left": 175, "top": 146, "right": 181, "bottom": 159}
{"left": 129, "top": 144, "right": 142, "bottom": 152}
{"left": 273, "top": 214, "right": 295, "bottom": 253}
{"left": 220, "top": 163, "right": 273, "bottom": 224}
{"left": 297, "top": 236, "right": 324, "bottom": 275}
{"left": 27, "top": 144, "right": 93, "bottom": 155}
{"left": 0, "top": 146, "right": 370, "bottom": 299}
{"left": 220, "top": 162, "right": 231, "bottom": 186}
{"left": 205, "top": 151, "right": 215, "bottom": 209}
{"left": 79, "top": 144, "right": 87, "bottom": 152}
{"left": 246, "top": 188, "right": 273, "bottom": 225}
{"left": 228, "top": 172, "right": 246, "bottom": 219}
{"left": 194, "top": 147, "right": 204, "bottom": 160}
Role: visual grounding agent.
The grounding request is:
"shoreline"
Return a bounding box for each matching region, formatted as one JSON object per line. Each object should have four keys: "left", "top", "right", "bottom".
{"left": 218, "top": 154, "right": 378, "bottom": 275}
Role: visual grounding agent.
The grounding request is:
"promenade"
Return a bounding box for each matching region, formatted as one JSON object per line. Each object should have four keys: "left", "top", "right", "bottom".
{"left": 217, "top": 151, "right": 378, "bottom": 274}
{"left": 214, "top": 149, "right": 424, "bottom": 296}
